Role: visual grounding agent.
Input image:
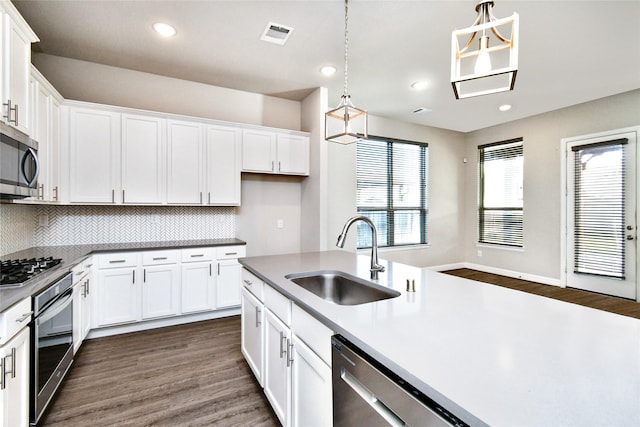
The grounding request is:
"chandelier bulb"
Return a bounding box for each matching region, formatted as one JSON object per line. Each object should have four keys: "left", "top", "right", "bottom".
{"left": 474, "top": 36, "right": 492, "bottom": 74}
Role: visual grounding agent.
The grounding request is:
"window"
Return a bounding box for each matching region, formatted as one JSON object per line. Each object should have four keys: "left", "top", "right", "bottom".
{"left": 478, "top": 138, "right": 523, "bottom": 247}
{"left": 356, "top": 137, "right": 428, "bottom": 248}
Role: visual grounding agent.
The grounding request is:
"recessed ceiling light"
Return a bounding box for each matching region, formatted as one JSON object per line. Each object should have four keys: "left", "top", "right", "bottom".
{"left": 153, "top": 22, "right": 176, "bottom": 37}
{"left": 411, "top": 81, "right": 429, "bottom": 90}
{"left": 499, "top": 104, "right": 512, "bottom": 112}
{"left": 320, "top": 66, "right": 337, "bottom": 76}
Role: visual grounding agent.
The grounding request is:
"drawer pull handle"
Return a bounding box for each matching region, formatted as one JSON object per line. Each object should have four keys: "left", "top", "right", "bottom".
{"left": 152, "top": 257, "right": 168, "bottom": 261}
{"left": 225, "top": 252, "right": 237, "bottom": 256}
{"left": 15, "top": 312, "right": 32, "bottom": 323}
{"left": 190, "top": 254, "right": 204, "bottom": 258}
{"left": 243, "top": 279, "right": 252, "bottom": 286}
{"left": 109, "top": 260, "right": 127, "bottom": 264}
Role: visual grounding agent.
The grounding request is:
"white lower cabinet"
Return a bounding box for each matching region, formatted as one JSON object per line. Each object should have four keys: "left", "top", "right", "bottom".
{"left": 241, "top": 287, "right": 264, "bottom": 386}
{"left": 72, "top": 257, "right": 93, "bottom": 353}
{"left": 264, "top": 309, "right": 292, "bottom": 426}
{"left": 241, "top": 269, "right": 334, "bottom": 427}
{"left": 141, "top": 264, "right": 179, "bottom": 320}
{"left": 0, "top": 327, "right": 29, "bottom": 427}
{"left": 94, "top": 245, "right": 245, "bottom": 331}
{"left": 290, "top": 335, "right": 332, "bottom": 427}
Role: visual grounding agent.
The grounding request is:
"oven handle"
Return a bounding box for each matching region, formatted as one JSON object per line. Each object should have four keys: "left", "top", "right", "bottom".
{"left": 36, "top": 290, "right": 72, "bottom": 325}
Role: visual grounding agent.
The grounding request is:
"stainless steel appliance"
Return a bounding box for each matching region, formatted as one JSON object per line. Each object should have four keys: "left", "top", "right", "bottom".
{"left": 0, "top": 257, "right": 63, "bottom": 287}
{"left": 30, "top": 272, "right": 73, "bottom": 425}
{"left": 0, "top": 120, "right": 39, "bottom": 199}
{"left": 331, "top": 335, "right": 467, "bottom": 427}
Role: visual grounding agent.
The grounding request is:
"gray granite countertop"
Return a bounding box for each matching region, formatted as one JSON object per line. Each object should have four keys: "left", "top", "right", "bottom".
{"left": 0, "top": 239, "right": 245, "bottom": 311}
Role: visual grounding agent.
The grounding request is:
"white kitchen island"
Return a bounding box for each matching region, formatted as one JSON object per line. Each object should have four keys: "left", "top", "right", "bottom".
{"left": 239, "top": 251, "right": 640, "bottom": 427}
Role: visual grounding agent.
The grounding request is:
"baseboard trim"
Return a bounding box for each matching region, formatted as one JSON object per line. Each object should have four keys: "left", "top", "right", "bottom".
{"left": 461, "top": 263, "right": 561, "bottom": 287}
{"left": 86, "top": 307, "right": 241, "bottom": 339}
{"left": 425, "top": 262, "right": 467, "bottom": 272}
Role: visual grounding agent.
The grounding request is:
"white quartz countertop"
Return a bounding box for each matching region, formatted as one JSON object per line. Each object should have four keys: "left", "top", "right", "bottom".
{"left": 239, "top": 251, "right": 640, "bottom": 427}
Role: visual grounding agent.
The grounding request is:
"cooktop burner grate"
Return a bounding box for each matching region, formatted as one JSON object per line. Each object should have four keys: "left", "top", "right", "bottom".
{"left": 0, "top": 257, "right": 63, "bottom": 287}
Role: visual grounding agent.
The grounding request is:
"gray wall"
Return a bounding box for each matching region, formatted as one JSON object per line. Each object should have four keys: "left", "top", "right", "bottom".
{"left": 462, "top": 89, "right": 640, "bottom": 281}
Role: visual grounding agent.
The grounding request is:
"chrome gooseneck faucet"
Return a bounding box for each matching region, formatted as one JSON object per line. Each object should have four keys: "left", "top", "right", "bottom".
{"left": 336, "top": 215, "right": 385, "bottom": 279}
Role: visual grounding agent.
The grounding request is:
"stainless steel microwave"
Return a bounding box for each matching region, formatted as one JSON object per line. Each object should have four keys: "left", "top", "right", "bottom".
{"left": 0, "top": 121, "right": 39, "bottom": 199}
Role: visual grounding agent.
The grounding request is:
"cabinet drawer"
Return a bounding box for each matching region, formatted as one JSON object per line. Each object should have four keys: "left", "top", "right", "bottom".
{"left": 98, "top": 252, "right": 138, "bottom": 269}
{"left": 181, "top": 247, "right": 215, "bottom": 263}
{"left": 0, "top": 298, "right": 32, "bottom": 346}
{"left": 216, "top": 245, "right": 246, "bottom": 260}
{"left": 142, "top": 250, "right": 178, "bottom": 266}
{"left": 72, "top": 256, "right": 93, "bottom": 283}
{"left": 241, "top": 268, "right": 264, "bottom": 302}
{"left": 264, "top": 284, "right": 291, "bottom": 326}
{"left": 292, "top": 303, "right": 334, "bottom": 366}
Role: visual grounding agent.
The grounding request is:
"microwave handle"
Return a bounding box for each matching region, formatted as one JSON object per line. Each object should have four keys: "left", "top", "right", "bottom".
{"left": 21, "top": 147, "right": 40, "bottom": 187}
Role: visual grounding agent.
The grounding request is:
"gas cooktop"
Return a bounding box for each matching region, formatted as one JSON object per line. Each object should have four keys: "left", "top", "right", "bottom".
{"left": 0, "top": 257, "right": 63, "bottom": 288}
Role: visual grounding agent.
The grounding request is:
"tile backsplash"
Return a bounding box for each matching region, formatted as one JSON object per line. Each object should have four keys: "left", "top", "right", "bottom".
{"left": 0, "top": 204, "right": 37, "bottom": 255}
{"left": 1, "top": 204, "right": 236, "bottom": 256}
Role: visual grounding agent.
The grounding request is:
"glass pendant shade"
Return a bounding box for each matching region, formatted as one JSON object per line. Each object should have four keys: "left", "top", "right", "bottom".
{"left": 451, "top": 1, "right": 519, "bottom": 99}
{"left": 325, "top": 95, "right": 368, "bottom": 145}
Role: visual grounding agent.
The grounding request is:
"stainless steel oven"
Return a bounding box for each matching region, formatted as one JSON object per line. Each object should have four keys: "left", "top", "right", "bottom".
{"left": 30, "top": 273, "right": 74, "bottom": 425}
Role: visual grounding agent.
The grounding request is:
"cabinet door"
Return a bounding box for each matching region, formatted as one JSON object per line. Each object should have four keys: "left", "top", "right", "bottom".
{"left": 277, "top": 134, "right": 310, "bottom": 175}
{"left": 167, "top": 120, "right": 203, "bottom": 204}
{"left": 69, "top": 108, "right": 121, "bottom": 203}
{"left": 206, "top": 125, "right": 241, "bottom": 205}
{"left": 49, "top": 98, "right": 61, "bottom": 202}
{"left": 242, "top": 129, "right": 276, "bottom": 173}
{"left": 291, "top": 335, "right": 332, "bottom": 427}
{"left": 5, "top": 18, "right": 32, "bottom": 134}
{"left": 121, "top": 114, "right": 164, "bottom": 204}
{"left": 141, "top": 265, "right": 179, "bottom": 320}
{"left": 216, "top": 260, "right": 241, "bottom": 308}
{"left": 241, "top": 288, "right": 264, "bottom": 386}
{"left": 81, "top": 276, "right": 92, "bottom": 342}
{"left": 264, "top": 310, "right": 291, "bottom": 427}
{"left": 181, "top": 261, "right": 213, "bottom": 314}
{"left": 96, "top": 267, "right": 138, "bottom": 326}
{"left": 0, "top": 327, "right": 29, "bottom": 427}
{"left": 72, "top": 282, "right": 83, "bottom": 353}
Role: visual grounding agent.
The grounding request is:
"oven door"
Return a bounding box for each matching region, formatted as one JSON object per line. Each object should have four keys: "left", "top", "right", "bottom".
{"left": 31, "top": 287, "right": 73, "bottom": 424}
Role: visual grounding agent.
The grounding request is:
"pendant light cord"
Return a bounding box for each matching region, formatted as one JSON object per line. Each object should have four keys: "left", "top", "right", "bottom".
{"left": 343, "top": 0, "right": 349, "bottom": 98}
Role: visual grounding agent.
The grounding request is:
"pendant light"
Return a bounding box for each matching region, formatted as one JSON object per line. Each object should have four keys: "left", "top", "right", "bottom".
{"left": 451, "top": 0, "right": 519, "bottom": 99}
{"left": 325, "top": 0, "right": 368, "bottom": 144}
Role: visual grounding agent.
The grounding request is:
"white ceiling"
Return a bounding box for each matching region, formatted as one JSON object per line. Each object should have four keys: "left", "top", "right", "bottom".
{"left": 12, "top": 0, "right": 640, "bottom": 133}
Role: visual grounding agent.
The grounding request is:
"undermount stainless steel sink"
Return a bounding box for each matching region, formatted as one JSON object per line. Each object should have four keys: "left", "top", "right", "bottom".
{"left": 284, "top": 270, "right": 400, "bottom": 305}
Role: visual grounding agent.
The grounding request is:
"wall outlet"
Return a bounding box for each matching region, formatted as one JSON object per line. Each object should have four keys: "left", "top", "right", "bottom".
{"left": 477, "top": 249, "right": 482, "bottom": 257}
{"left": 276, "top": 219, "right": 284, "bottom": 229}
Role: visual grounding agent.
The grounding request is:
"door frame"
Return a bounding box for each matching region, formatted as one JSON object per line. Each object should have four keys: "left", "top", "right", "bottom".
{"left": 560, "top": 126, "right": 640, "bottom": 302}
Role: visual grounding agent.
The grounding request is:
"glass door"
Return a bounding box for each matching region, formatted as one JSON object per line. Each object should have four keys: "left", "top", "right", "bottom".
{"left": 565, "top": 130, "right": 637, "bottom": 300}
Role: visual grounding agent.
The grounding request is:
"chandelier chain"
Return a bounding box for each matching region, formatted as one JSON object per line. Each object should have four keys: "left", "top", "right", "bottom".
{"left": 343, "top": 0, "right": 349, "bottom": 97}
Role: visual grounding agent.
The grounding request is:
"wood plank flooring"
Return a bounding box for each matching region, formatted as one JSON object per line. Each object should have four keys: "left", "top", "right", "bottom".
{"left": 443, "top": 268, "right": 640, "bottom": 320}
{"left": 40, "top": 316, "right": 279, "bottom": 427}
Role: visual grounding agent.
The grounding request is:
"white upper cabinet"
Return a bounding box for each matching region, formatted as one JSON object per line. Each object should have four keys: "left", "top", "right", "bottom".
{"left": 242, "top": 129, "right": 277, "bottom": 173}
{"left": 121, "top": 114, "right": 164, "bottom": 204}
{"left": 29, "top": 66, "right": 63, "bottom": 202}
{"left": 242, "top": 128, "right": 309, "bottom": 176}
{"left": 166, "top": 119, "right": 204, "bottom": 205}
{"left": 206, "top": 125, "right": 241, "bottom": 205}
{"left": 1, "top": 1, "right": 38, "bottom": 135}
{"left": 277, "top": 134, "right": 309, "bottom": 175}
{"left": 68, "top": 107, "right": 121, "bottom": 203}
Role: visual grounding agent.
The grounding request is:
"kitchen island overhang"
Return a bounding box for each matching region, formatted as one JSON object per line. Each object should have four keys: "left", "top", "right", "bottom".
{"left": 240, "top": 250, "right": 640, "bottom": 427}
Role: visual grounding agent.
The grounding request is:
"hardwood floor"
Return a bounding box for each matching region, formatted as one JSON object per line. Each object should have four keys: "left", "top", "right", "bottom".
{"left": 40, "top": 316, "right": 279, "bottom": 427}
{"left": 443, "top": 268, "right": 640, "bottom": 320}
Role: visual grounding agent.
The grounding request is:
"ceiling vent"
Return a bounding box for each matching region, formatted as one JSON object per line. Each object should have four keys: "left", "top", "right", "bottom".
{"left": 261, "top": 22, "right": 294, "bottom": 45}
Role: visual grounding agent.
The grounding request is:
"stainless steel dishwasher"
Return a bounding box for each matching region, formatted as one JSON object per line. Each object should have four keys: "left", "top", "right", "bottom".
{"left": 332, "top": 335, "right": 468, "bottom": 427}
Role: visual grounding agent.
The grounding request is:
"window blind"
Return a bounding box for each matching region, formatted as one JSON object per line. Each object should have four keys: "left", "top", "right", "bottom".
{"left": 572, "top": 139, "right": 627, "bottom": 278}
{"left": 356, "top": 137, "right": 428, "bottom": 248}
{"left": 478, "top": 139, "right": 523, "bottom": 247}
